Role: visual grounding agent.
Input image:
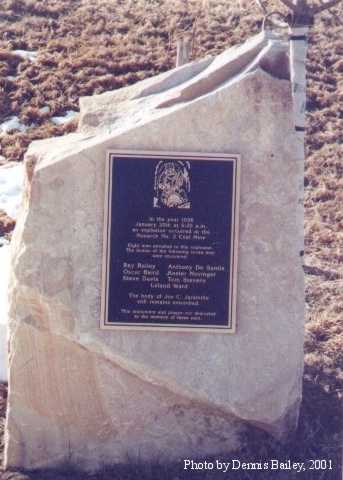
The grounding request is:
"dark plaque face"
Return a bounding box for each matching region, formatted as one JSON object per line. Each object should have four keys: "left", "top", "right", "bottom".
{"left": 101, "top": 151, "right": 240, "bottom": 332}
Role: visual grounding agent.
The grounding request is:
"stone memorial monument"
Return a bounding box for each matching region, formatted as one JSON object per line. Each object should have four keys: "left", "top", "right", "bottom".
{"left": 5, "top": 30, "right": 304, "bottom": 472}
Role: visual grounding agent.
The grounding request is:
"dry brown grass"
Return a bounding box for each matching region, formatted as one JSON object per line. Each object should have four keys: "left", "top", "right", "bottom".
{"left": 0, "top": 0, "right": 342, "bottom": 478}
{"left": 0, "top": 210, "right": 15, "bottom": 238}
{"left": 0, "top": 0, "right": 264, "bottom": 161}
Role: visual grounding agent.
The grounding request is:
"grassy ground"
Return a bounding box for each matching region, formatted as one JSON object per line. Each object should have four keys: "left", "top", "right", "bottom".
{"left": 0, "top": 0, "right": 342, "bottom": 478}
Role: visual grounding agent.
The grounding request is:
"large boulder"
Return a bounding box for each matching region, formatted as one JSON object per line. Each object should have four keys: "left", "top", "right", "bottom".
{"left": 5, "top": 31, "right": 304, "bottom": 472}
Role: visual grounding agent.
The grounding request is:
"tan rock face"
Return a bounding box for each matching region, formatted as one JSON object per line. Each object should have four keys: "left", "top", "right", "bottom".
{"left": 5, "top": 31, "right": 304, "bottom": 472}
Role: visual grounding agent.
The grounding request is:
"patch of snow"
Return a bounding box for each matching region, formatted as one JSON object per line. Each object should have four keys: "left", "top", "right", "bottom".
{"left": 0, "top": 116, "right": 27, "bottom": 134}
{"left": 51, "top": 110, "right": 78, "bottom": 125}
{"left": 0, "top": 163, "right": 24, "bottom": 219}
{"left": 0, "top": 237, "right": 9, "bottom": 248}
{"left": 0, "top": 244, "right": 10, "bottom": 381}
{"left": 0, "top": 163, "right": 24, "bottom": 381}
{"left": 39, "top": 106, "right": 50, "bottom": 114}
{"left": 13, "top": 49, "right": 38, "bottom": 62}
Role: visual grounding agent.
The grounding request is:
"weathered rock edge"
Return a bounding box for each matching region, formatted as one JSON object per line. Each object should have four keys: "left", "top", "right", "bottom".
{"left": 5, "top": 31, "right": 304, "bottom": 472}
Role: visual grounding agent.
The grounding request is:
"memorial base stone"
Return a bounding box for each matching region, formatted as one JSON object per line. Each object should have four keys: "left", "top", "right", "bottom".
{"left": 5, "top": 31, "right": 304, "bottom": 472}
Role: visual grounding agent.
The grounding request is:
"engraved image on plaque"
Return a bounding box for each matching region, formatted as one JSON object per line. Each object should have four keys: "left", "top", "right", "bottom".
{"left": 101, "top": 151, "right": 240, "bottom": 332}
{"left": 153, "top": 160, "right": 191, "bottom": 209}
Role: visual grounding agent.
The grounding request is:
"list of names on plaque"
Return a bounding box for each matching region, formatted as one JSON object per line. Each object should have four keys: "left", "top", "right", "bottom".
{"left": 101, "top": 152, "right": 239, "bottom": 332}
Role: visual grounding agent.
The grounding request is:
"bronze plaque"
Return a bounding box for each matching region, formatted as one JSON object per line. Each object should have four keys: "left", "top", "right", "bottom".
{"left": 101, "top": 151, "right": 240, "bottom": 332}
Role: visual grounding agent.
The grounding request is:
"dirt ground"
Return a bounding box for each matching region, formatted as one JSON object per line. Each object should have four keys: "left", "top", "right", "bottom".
{"left": 0, "top": 0, "right": 342, "bottom": 478}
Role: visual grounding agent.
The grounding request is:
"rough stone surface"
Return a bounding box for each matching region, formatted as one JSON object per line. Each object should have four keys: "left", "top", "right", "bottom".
{"left": 5, "top": 32, "right": 304, "bottom": 472}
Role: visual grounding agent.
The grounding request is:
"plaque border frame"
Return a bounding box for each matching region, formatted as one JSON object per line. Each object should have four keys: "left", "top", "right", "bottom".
{"left": 101, "top": 150, "right": 241, "bottom": 333}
